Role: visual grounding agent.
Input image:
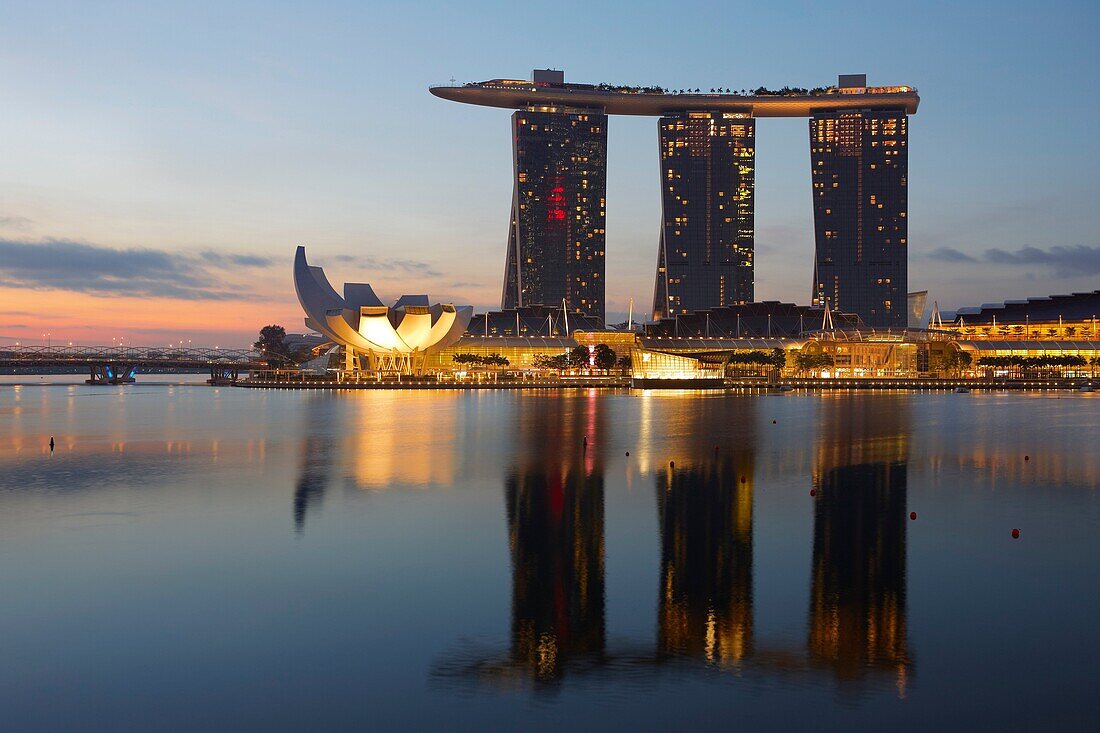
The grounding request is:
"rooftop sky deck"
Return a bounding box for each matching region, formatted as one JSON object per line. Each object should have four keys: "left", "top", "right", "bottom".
{"left": 430, "top": 78, "right": 919, "bottom": 117}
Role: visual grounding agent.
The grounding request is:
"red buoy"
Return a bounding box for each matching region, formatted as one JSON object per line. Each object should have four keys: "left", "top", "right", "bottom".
{"left": 810, "top": 489, "right": 816, "bottom": 497}
{"left": 1012, "top": 528, "right": 1021, "bottom": 539}
{"left": 773, "top": 420, "right": 777, "bottom": 424}
{"left": 625, "top": 451, "right": 630, "bottom": 456}
{"left": 740, "top": 476, "right": 747, "bottom": 484}
{"left": 910, "top": 512, "right": 917, "bottom": 521}
{"left": 669, "top": 460, "right": 675, "bottom": 468}
{"left": 1024, "top": 455, "right": 1030, "bottom": 461}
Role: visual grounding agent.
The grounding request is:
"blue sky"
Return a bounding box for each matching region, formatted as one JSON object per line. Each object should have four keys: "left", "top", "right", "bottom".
{"left": 1, "top": 0, "right": 1097, "bottom": 344}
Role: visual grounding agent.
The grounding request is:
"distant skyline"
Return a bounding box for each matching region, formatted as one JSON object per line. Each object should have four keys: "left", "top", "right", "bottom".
{"left": 2, "top": 0, "right": 1098, "bottom": 346}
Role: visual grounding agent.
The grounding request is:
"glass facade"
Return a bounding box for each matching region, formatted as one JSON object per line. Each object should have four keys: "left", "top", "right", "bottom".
{"left": 653, "top": 112, "right": 755, "bottom": 320}
{"left": 503, "top": 108, "right": 607, "bottom": 323}
{"left": 810, "top": 110, "right": 908, "bottom": 327}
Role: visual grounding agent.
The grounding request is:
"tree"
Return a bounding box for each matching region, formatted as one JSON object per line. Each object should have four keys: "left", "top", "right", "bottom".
{"left": 534, "top": 353, "right": 569, "bottom": 370}
{"left": 933, "top": 347, "right": 971, "bottom": 376}
{"left": 593, "top": 344, "right": 617, "bottom": 370}
{"left": 452, "top": 353, "right": 510, "bottom": 367}
{"left": 795, "top": 352, "right": 834, "bottom": 371}
{"left": 254, "top": 325, "right": 289, "bottom": 366}
{"left": 727, "top": 350, "right": 769, "bottom": 366}
{"left": 569, "top": 345, "right": 590, "bottom": 369}
{"left": 617, "top": 353, "right": 632, "bottom": 369}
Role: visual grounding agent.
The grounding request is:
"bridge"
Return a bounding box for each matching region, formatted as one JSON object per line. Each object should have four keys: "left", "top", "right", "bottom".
{"left": 0, "top": 345, "right": 264, "bottom": 384}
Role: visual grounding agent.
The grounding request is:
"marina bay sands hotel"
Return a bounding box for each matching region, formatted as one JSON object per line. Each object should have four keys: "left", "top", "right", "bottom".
{"left": 431, "top": 70, "right": 918, "bottom": 328}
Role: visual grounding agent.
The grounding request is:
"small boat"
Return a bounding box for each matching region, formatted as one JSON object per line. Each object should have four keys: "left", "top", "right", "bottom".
{"left": 954, "top": 386, "right": 970, "bottom": 393}
{"left": 1080, "top": 385, "right": 1095, "bottom": 393}
{"left": 777, "top": 385, "right": 794, "bottom": 392}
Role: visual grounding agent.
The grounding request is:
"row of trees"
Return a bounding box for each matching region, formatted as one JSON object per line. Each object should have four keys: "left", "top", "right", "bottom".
{"left": 452, "top": 353, "right": 509, "bottom": 367}
{"left": 794, "top": 352, "right": 835, "bottom": 370}
{"left": 930, "top": 349, "right": 973, "bottom": 375}
{"left": 960, "top": 326, "right": 1093, "bottom": 338}
{"left": 727, "top": 349, "right": 788, "bottom": 369}
{"left": 533, "top": 344, "right": 624, "bottom": 371}
{"left": 978, "top": 355, "right": 1097, "bottom": 369}
{"left": 592, "top": 84, "right": 832, "bottom": 96}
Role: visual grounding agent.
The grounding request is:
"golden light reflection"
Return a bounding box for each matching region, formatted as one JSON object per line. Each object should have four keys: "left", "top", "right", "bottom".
{"left": 348, "top": 392, "right": 458, "bottom": 488}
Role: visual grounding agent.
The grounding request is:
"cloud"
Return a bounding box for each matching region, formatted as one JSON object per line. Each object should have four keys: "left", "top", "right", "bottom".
{"left": 0, "top": 237, "right": 272, "bottom": 301}
{"left": 926, "top": 246, "right": 977, "bottom": 263}
{"left": 328, "top": 253, "right": 441, "bottom": 278}
{"left": 0, "top": 216, "right": 32, "bottom": 231}
{"left": 982, "top": 245, "right": 1100, "bottom": 276}
{"left": 926, "top": 244, "right": 1100, "bottom": 276}
{"left": 199, "top": 251, "right": 274, "bottom": 268}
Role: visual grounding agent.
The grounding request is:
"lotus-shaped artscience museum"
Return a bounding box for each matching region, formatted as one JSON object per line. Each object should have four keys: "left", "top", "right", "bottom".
{"left": 294, "top": 246, "right": 473, "bottom": 373}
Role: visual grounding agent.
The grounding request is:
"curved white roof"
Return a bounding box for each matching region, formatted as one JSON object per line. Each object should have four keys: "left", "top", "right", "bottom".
{"left": 293, "top": 246, "right": 473, "bottom": 355}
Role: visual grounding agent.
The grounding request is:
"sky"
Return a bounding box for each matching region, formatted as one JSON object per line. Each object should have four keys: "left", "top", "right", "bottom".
{"left": 1, "top": 0, "right": 1098, "bottom": 347}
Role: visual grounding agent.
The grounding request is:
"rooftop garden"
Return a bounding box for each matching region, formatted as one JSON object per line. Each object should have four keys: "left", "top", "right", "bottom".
{"left": 463, "top": 81, "right": 915, "bottom": 97}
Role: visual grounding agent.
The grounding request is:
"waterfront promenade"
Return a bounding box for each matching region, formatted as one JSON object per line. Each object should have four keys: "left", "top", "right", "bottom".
{"left": 238, "top": 370, "right": 1096, "bottom": 391}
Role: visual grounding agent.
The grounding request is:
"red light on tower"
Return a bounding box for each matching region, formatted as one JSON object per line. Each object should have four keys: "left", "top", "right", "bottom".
{"left": 547, "top": 180, "right": 567, "bottom": 223}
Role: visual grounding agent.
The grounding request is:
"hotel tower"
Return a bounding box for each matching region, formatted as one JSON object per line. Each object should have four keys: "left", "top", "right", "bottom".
{"left": 431, "top": 71, "right": 917, "bottom": 326}
{"left": 652, "top": 112, "right": 755, "bottom": 319}
{"left": 501, "top": 79, "right": 608, "bottom": 321}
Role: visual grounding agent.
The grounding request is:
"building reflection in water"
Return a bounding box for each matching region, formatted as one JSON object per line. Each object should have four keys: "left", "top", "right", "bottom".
{"left": 807, "top": 395, "right": 912, "bottom": 691}
{"left": 656, "top": 400, "right": 755, "bottom": 667}
{"left": 506, "top": 393, "right": 606, "bottom": 684}
{"left": 430, "top": 392, "right": 607, "bottom": 690}
{"left": 434, "top": 393, "right": 913, "bottom": 692}
{"left": 293, "top": 396, "right": 339, "bottom": 533}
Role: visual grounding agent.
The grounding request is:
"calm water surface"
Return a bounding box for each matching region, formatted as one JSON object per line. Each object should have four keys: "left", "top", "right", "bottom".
{"left": 1, "top": 380, "right": 1098, "bottom": 731}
